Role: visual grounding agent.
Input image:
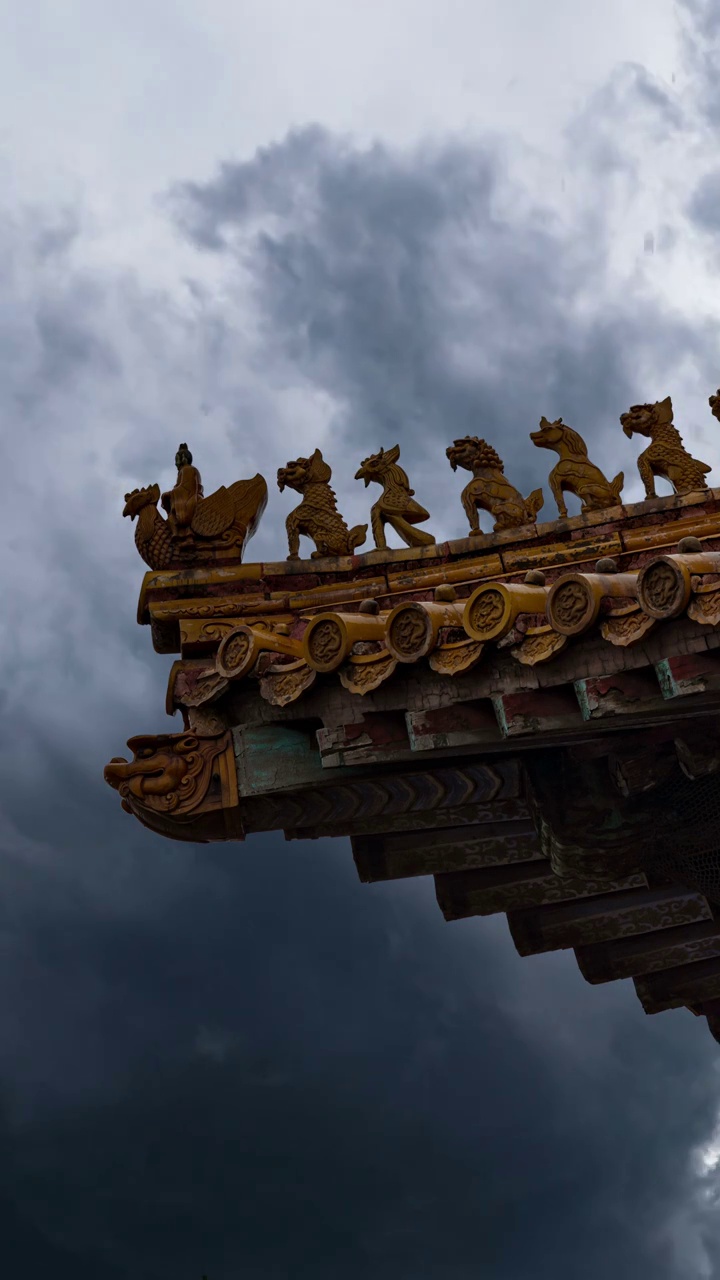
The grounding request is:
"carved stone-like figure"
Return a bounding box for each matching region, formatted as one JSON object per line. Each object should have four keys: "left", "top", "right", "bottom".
{"left": 124, "top": 444, "right": 268, "bottom": 569}
{"left": 277, "top": 448, "right": 367, "bottom": 560}
{"left": 530, "top": 417, "right": 624, "bottom": 517}
{"left": 161, "top": 441, "right": 203, "bottom": 534}
{"left": 355, "top": 445, "right": 435, "bottom": 549}
{"left": 104, "top": 732, "right": 228, "bottom": 813}
{"left": 709, "top": 389, "right": 720, "bottom": 422}
{"left": 446, "top": 436, "right": 544, "bottom": 533}
{"left": 620, "top": 397, "right": 711, "bottom": 498}
{"left": 104, "top": 731, "right": 239, "bottom": 842}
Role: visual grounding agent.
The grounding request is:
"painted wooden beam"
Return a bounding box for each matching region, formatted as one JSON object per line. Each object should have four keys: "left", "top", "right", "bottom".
{"left": 435, "top": 861, "right": 645, "bottom": 921}
{"left": 352, "top": 818, "right": 539, "bottom": 883}
{"left": 575, "top": 919, "right": 720, "bottom": 984}
{"left": 507, "top": 885, "right": 710, "bottom": 957}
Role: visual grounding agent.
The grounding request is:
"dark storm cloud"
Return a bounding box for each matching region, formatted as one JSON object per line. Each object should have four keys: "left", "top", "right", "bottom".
{"left": 3, "top": 12, "right": 720, "bottom": 1279}
{"left": 169, "top": 106, "right": 715, "bottom": 525}
{"left": 2, "top": 790, "right": 719, "bottom": 1279}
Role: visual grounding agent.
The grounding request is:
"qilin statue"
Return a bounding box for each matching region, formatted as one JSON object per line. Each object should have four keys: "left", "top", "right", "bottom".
{"left": 710, "top": 389, "right": 720, "bottom": 422}
{"left": 123, "top": 443, "right": 268, "bottom": 570}
{"left": 530, "top": 417, "right": 624, "bottom": 517}
{"left": 446, "top": 436, "right": 544, "bottom": 534}
{"left": 355, "top": 444, "right": 435, "bottom": 549}
{"left": 277, "top": 448, "right": 367, "bottom": 560}
{"left": 620, "top": 396, "right": 711, "bottom": 497}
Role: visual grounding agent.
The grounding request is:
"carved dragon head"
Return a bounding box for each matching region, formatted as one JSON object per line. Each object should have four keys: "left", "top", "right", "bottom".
{"left": 355, "top": 444, "right": 401, "bottom": 486}
{"left": 446, "top": 437, "right": 504, "bottom": 473}
{"left": 277, "top": 448, "right": 332, "bottom": 494}
{"left": 620, "top": 396, "right": 673, "bottom": 439}
{"left": 530, "top": 417, "right": 589, "bottom": 460}
{"left": 105, "top": 731, "right": 238, "bottom": 842}
{"left": 123, "top": 484, "right": 161, "bottom": 519}
{"left": 104, "top": 732, "right": 202, "bottom": 807}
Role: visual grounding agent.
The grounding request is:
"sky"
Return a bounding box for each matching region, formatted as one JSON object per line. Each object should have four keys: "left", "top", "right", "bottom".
{"left": 4, "top": 0, "right": 720, "bottom": 1275}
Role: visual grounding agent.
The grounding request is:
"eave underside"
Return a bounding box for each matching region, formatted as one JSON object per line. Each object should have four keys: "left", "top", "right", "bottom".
{"left": 110, "top": 487, "right": 720, "bottom": 1046}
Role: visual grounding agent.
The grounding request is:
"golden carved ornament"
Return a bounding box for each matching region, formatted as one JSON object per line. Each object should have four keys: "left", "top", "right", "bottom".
{"left": 510, "top": 626, "right": 568, "bottom": 666}
{"left": 166, "top": 661, "right": 229, "bottom": 714}
{"left": 530, "top": 417, "right": 624, "bottom": 517}
{"left": 637, "top": 550, "right": 720, "bottom": 620}
{"left": 184, "top": 670, "right": 226, "bottom": 711}
{"left": 621, "top": 397, "right": 711, "bottom": 497}
{"left": 688, "top": 586, "right": 720, "bottom": 628}
{"left": 259, "top": 659, "right": 317, "bottom": 706}
{"left": 385, "top": 599, "right": 464, "bottom": 663}
{"left": 339, "top": 650, "right": 398, "bottom": 695}
{"left": 277, "top": 449, "right": 367, "bottom": 560}
{"left": 179, "top": 618, "right": 239, "bottom": 654}
{"left": 104, "top": 731, "right": 237, "bottom": 829}
{"left": 547, "top": 568, "right": 638, "bottom": 636}
{"left": 429, "top": 639, "right": 485, "bottom": 676}
{"left": 446, "top": 437, "right": 544, "bottom": 533}
{"left": 600, "top": 607, "right": 656, "bottom": 647}
{"left": 216, "top": 625, "right": 303, "bottom": 680}
{"left": 302, "top": 610, "right": 388, "bottom": 673}
{"left": 123, "top": 443, "right": 267, "bottom": 570}
{"left": 153, "top": 599, "right": 264, "bottom": 623}
{"left": 355, "top": 444, "right": 435, "bottom": 550}
{"left": 463, "top": 581, "right": 549, "bottom": 643}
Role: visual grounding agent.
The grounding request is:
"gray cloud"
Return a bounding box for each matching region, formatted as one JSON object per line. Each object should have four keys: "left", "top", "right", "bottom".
{"left": 679, "top": 0, "right": 720, "bottom": 247}
{"left": 3, "top": 4, "right": 720, "bottom": 1277}
{"left": 169, "top": 107, "right": 719, "bottom": 536}
{"left": 679, "top": 0, "right": 720, "bottom": 127}
{"left": 687, "top": 168, "right": 720, "bottom": 231}
{"left": 2, "top": 812, "right": 719, "bottom": 1279}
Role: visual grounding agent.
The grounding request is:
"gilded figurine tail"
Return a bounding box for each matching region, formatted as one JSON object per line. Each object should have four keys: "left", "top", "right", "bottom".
{"left": 350, "top": 524, "right": 368, "bottom": 552}
{"left": 526, "top": 488, "right": 544, "bottom": 519}
{"left": 610, "top": 472, "right": 624, "bottom": 503}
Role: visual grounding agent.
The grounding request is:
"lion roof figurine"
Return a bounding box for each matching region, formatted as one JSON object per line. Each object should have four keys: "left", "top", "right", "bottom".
{"left": 446, "top": 436, "right": 544, "bottom": 534}
{"left": 531, "top": 416, "right": 623, "bottom": 517}
{"left": 277, "top": 448, "right": 367, "bottom": 560}
{"left": 621, "top": 396, "right": 711, "bottom": 497}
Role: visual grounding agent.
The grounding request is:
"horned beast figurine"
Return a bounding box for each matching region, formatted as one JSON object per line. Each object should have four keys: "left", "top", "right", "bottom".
{"left": 355, "top": 444, "right": 435, "bottom": 550}
{"left": 621, "top": 396, "right": 711, "bottom": 497}
{"left": 277, "top": 448, "right": 367, "bottom": 560}
{"left": 446, "top": 436, "right": 544, "bottom": 534}
{"left": 531, "top": 417, "right": 624, "bottom": 517}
